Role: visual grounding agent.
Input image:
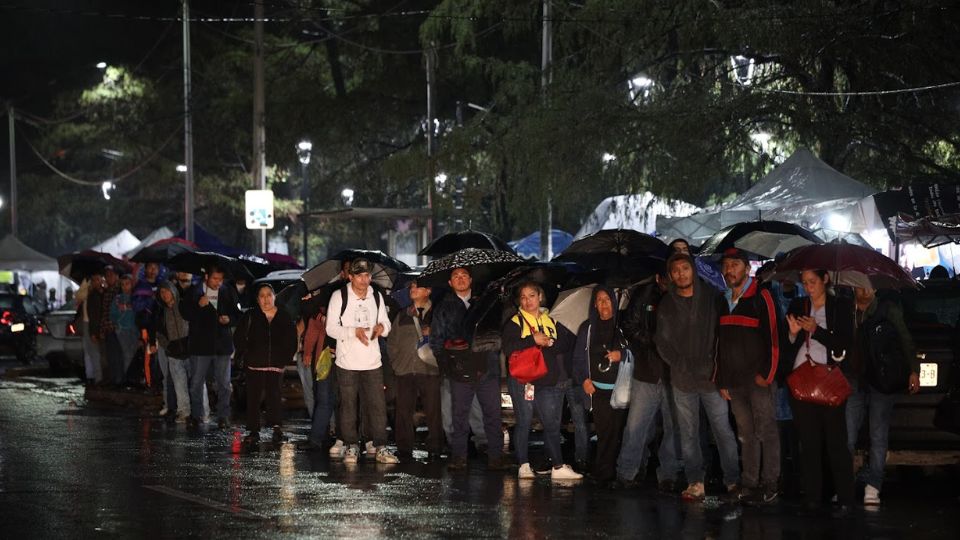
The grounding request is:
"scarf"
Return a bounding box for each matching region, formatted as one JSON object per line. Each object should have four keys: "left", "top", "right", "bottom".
{"left": 510, "top": 308, "right": 558, "bottom": 340}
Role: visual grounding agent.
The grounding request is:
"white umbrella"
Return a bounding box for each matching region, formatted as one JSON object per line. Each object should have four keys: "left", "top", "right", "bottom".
{"left": 734, "top": 231, "right": 817, "bottom": 260}
{"left": 549, "top": 284, "right": 633, "bottom": 333}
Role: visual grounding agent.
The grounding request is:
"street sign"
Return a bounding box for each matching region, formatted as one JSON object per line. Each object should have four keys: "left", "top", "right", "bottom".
{"left": 245, "top": 189, "right": 274, "bottom": 229}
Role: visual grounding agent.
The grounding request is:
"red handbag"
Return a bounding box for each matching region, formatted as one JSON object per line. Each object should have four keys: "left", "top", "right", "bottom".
{"left": 508, "top": 315, "right": 548, "bottom": 384}
{"left": 786, "top": 306, "right": 852, "bottom": 407}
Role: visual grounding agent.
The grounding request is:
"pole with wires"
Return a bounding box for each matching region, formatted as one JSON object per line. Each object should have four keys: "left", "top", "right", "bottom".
{"left": 539, "top": 0, "right": 553, "bottom": 261}
{"left": 6, "top": 104, "right": 16, "bottom": 236}
{"left": 182, "top": 0, "right": 195, "bottom": 243}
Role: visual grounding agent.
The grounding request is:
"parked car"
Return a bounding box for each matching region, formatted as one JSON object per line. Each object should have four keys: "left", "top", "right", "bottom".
{"left": 0, "top": 291, "right": 44, "bottom": 363}
{"left": 36, "top": 300, "right": 83, "bottom": 372}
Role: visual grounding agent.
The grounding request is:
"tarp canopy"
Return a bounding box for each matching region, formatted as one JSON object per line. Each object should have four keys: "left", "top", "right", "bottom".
{"left": 657, "top": 148, "right": 877, "bottom": 243}
{"left": 0, "top": 234, "right": 58, "bottom": 271}
{"left": 125, "top": 226, "right": 174, "bottom": 258}
{"left": 576, "top": 192, "right": 701, "bottom": 239}
{"left": 509, "top": 230, "right": 574, "bottom": 259}
{"left": 175, "top": 223, "right": 245, "bottom": 257}
{"left": 89, "top": 229, "right": 141, "bottom": 258}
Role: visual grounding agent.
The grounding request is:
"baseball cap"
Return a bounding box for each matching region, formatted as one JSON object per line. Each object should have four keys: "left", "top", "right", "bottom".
{"left": 720, "top": 247, "right": 750, "bottom": 263}
{"left": 348, "top": 258, "right": 372, "bottom": 275}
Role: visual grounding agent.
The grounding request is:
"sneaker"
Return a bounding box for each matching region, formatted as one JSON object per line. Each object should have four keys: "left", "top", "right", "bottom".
{"left": 761, "top": 486, "right": 779, "bottom": 505}
{"left": 725, "top": 483, "right": 741, "bottom": 501}
{"left": 175, "top": 413, "right": 189, "bottom": 424}
{"left": 376, "top": 447, "right": 400, "bottom": 464}
{"left": 217, "top": 417, "right": 229, "bottom": 430}
{"left": 365, "top": 441, "right": 377, "bottom": 457}
{"left": 551, "top": 464, "right": 584, "bottom": 481}
{"left": 534, "top": 464, "right": 552, "bottom": 476}
{"left": 158, "top": 407, "right": 169, "bottom": 416}
{"left": 863, "top": 484, "right": 881, "bottom": 506}
{"left": 448, "top": 456, "right": 468, "bottom": 470}
{"left": 738, "top": 486, "right": 760, "bottom": 505}
{"left": 343, "top": 444, "right": 360, "bottom": 464}
{"left": 681, "top": 482, "right": 706, "bottom": 501}
{"left": 329, "top": 439, "right": 346, "bottom": 459}
{"left": 271, "top": 426, "right": 285, "bottom": 443}
{"left": 518, "top": 463, "right": 535, "bottom": 479}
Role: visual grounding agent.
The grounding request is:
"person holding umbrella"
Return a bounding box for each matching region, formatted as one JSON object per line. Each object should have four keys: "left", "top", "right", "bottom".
{"left": 502, "top": 281, "right": 581, "bottom": 481}
{"left": 233, "top": 284, "right": 298, "bottom": 448}
{"left": 783, "top": 268, "right": 856, "bottom": 514}
{"left": 180, "top": 265, "right": 241, "bottom": 429}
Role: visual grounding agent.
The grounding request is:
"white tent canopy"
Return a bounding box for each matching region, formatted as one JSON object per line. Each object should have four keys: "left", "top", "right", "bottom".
{"left": 125, "top": 226, "right": 175, "bottom": 258}
{"left": 576, "top": 192, "right": 701, "bottom": 239}
{"left": 657, "top": 148, "right": 878, "bottom": 242}
{"left": 90, "top": 229, "right": 141, "bottom": 258}
{"left": 0, "top": 234, "right": 58, "bottom": 271}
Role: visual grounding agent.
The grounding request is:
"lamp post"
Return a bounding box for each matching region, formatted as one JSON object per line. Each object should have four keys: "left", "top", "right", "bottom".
{"left": 297, "top": 140, "right": 312, "bottom": 267}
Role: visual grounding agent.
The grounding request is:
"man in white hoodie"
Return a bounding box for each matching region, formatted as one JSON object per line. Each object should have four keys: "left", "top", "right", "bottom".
{"left": 326, "top": 258, "right": 397, "bottom": 464}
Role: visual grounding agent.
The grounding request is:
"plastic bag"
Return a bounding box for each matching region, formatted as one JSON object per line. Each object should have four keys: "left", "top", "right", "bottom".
{"left": 609, "top": 349, "right": 634, "bottom": 409}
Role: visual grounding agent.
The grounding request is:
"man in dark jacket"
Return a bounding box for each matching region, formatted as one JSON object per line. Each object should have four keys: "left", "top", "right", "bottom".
{"left": 179, "top": 265, "right": 241, "bottom": 429}
{"left": 655, "top": 253, "right": 740, "bottom": 501}
{"left": 429, "top": 267, "right": 506, "bottom": 470}
{"left": 716, "top": 248, "right": 781, "bottom": 505}
{"left": 615, "top": 275, "right": 683, "bottom": 490}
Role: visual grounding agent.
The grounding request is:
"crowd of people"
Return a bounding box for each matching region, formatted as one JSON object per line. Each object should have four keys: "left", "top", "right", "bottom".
{"left": 71, "top": 241, "right": 924, "bottom": 514}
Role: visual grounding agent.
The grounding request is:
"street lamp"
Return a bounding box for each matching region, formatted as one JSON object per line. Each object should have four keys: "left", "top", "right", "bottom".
{"left": 101, "top": 181, "right": 115, "bottom": 200}
{"left": 175, "top": 164, "right": 188, "bottom": 173}
{"left": 297, "top": 140, "right": 312, "bottom": 267}
{"left": 96, "top": 61, "right": 108, "bottom": 69}
{"left": 341, "top": 188, "right": 354, "bottom": 207}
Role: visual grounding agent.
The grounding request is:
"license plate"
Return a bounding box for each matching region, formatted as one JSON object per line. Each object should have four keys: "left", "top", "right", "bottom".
{"left": 10, "top": 323, "right": 25, "bottom": 333}
{"left": 919, "top": 363, "right": 938, "bottom": 387}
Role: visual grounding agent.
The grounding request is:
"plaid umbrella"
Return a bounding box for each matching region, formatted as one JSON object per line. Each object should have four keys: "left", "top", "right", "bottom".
{"left": 417, "top": 248, "right": 525, "bottom": 289}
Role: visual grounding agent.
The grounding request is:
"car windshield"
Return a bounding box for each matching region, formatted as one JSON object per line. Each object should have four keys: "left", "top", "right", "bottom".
{"left": 902, "top": 286, "right": 960, "bottom": 328}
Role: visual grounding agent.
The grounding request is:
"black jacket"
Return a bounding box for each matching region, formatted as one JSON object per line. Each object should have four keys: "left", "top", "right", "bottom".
{"left": 429, "top": 291, "right": 500, "bottom": 379}
{"left": 233, "top": 308, "right": 298, "bottom": 369}
{"left": 501, "top": 312, "right": 575, "bottom": 387}
{"left": 179, "top": 284, "right": 241, "bottom": 356}
{"left": 780, "top": 294, "right": 855, "bottom": 380}
{"left": 621, "top": 282, "right": 666, "bottom": 384}
{"left": 717, "top": 279, "right": 781, "bottom": 389}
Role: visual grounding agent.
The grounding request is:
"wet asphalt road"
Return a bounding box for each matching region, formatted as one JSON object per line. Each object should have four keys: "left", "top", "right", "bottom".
{"left": 1, "top": 363, "right": 959, "bottom": 539}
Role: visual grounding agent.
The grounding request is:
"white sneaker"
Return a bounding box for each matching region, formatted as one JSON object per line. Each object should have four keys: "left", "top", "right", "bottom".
{"left": 518, "top": 463, "right": 535, "bottom": 479}
{"left": 864, "top": 484, "right": 881, "bottom": 505}
{"left": 158, "top": 407, "right": 169, "bottom": 416}
{"left": 344, "top": 445, "right": 360, "bottom": 464}
{"left": 551, "top": 464, "right": 584, "bottom": 481}
{"left": 365, "top": 441, "right": 377, "bottom": 456}
{"left": 376, "top": 447, "right": 400, "bottom": 464}
{"left": 329, "top": 439, "right": 345, "bottom": 458}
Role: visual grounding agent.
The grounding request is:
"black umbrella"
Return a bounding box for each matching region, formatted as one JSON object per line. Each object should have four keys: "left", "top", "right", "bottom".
{"left": 273, "top": 280, "right": 309, "bottom": 320}
{"left": 698, "top": 220, "right": 822, "bottom": 259}
{"left": 301, "top": 249, "right": 409, "bottom": 292}
{"left": 238, "top": 255, "right": 273, "bottom": 280}
{"left": 130, "top": 238, "right": 198, "bottom": 264}
{"left": 417, "top": 248, "right": 525, "bottom": 289}
{"left": 57, "top": 250, "right": 132, "bottom": 282}
{"left": 166, "top": 251, "right": 253, "bottom": 281}
{"left": 553, "top": 229, "right": 667, "bottom": 287}
{"left": 419, "top": 229, "right": 516, "bottom": 257}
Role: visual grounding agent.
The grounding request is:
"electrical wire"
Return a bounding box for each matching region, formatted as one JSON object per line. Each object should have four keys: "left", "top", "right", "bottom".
{"left": 745, "top": 81, "right": 960, "bottom": 97}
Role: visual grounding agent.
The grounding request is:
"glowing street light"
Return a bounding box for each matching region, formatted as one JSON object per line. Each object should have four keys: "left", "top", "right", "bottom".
{"left": 175, "top": 164, "right": 188, "bottom": 173}
{"left": 297, "top": 140, "right": 313, "bottom": 165}
{"left": 341, "top": 188, "right": 354, "bottom": 207}
{"left": 96, "top": 61, "right": 108, "bottom": 69}
{"left": 101, "top": 181, "right": 115, "bottom": 200}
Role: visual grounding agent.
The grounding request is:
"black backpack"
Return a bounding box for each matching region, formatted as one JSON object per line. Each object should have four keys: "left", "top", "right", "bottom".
{"left": 863, "top": 301, "right": 911, "bottom": 394}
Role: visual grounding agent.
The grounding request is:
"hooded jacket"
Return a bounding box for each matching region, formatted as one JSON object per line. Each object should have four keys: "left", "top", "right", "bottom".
{"left": 233, "top": 306, "right": 298, "bottom": 369}
{"left": 621, "top": 281, "right": 667, "bottom": 384}
{"left": 572, "top": 285, "right": 628, "bottom": 387}
{"left": 655, "top": 273, "right": 723, "bottom": 393}
{"left": 716, "top": 278, "right": 781, "bottom": 389}
{"left": 501, "top": 308, "right": 576, "bottom": 387}
{"left": 154, "top": 281, "right": 190, "bottom": 351}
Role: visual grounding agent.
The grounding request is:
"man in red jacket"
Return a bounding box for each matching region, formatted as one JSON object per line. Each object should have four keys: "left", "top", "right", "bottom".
{"left": 717, "top": 248, "right": 781, "bottom": 506}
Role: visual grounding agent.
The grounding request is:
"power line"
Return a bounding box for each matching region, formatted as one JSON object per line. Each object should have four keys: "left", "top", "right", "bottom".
{"left": 748, "top": 81, "right": 960, "bottom": 97}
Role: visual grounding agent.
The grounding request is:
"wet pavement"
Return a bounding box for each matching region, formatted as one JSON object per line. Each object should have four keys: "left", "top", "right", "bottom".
{"left": 1, "top": 361, "right": 959, "bottom": 539}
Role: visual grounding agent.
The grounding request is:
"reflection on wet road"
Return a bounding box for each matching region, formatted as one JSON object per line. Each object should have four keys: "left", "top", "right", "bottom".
{"left": 1, "top": 375, "right": 958, "bottom": 539}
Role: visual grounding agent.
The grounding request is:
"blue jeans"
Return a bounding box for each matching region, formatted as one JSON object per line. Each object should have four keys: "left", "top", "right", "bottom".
{"left": 310, "top": 376, "right": 336, "bottom": 446}
{"left": 296, "top": 353, "right": 315, "bottom": 419}
{"left": 673, "top": 387, "right": 740, "bottom": 486}
{"left": 657, "top": 384, "right": 683, "bottom": 483}
{"left": 561, "top": 379, "right": 590, "bottom": 463}
{"left": 507, "top": 377, "right": 534, "bottom": 464}
{"left": 190, "top": 355, "right": 231, "bottom": 421}
{"left": 846, "top": 379, "right": 897, "bottom": 490}
{"left": 508, "top": 378, "right": 564, "bottom": 466}
{"left": 166, "top": 353, "right": 191, "bottom": 419}
{"left": 617, "top": 380, "right": 664, "bottom": 481}
{"left": 81, "top": 321, "right": 102, "bottom": 383}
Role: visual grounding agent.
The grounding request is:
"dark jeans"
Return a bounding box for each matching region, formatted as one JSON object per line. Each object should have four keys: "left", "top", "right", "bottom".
{"left": 591, "top": 388, "right": 626, "bottom": 481}
{"left": 617, "top": 380, "right": 679, "bottom": 482}
{"left": 245, "top": 369, "right": 282, "bottom": 433}
{"left": 309, "top": 375, "right": 336, "bottom": 447}
{"left": 791, "top": 397, "right": 854, "bottom": 505}
{"left": 846, "top": 379, "right": 897, "bottom": 490}
{"left": 450, "top": 376, "right": 503, "bottom": 459}
{"left": 561, "top": 379, "right": 590, "bottom": 464}
{"left": 729, "top": 382, "right": 780, "bottom": 490}
{"left": 508, "top": 377, "right": 564, "bottom": 466}
{"left": 336, "top": 366, "right": 388, "bottom": 447}
{"left": 394, "top": 373, "right": 443, "bottom": 454}
{"left": 189, "top": 355, "right": 232, "bottom": 421}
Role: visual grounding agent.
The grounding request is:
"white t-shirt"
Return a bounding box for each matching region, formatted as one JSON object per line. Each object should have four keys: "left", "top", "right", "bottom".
{"left": 793, "top": 304, "right": 829, "bottom": 369}
{"left": 325, "top": 285, "right": 392, "bottom": 371}
{"left": 203, "top": 284, "right": 220, "bottom": 310}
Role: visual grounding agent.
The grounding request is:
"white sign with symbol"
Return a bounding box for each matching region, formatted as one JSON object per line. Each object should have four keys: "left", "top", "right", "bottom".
{"left": 245, "top": 190, "right": 274, "bottom": 229}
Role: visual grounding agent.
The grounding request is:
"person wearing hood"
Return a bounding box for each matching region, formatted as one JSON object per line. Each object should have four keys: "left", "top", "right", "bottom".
{"left": 655, "top": 253, "right": 740, "bottom": 501}
{"left": 154, "top": 281, "right": 192, "bottom": 422}
{"left": 573, "top": 285, "right": 628, "bottom": 482}
{"left": 233, "top": 283, "right": 299, "bottom": 447}
{"left": 502, "top": 281, "right": 581, "bottom": 481}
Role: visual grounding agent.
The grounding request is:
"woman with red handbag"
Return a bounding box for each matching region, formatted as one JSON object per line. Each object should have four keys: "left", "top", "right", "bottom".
{"left": 784, "top": 269, "right": 856, "bottom": 514}
{"left": 502, "top": 281, "right": 580, "bottom": 481}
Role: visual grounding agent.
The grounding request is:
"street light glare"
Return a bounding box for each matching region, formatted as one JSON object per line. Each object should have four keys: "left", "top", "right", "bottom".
{"left": 96, "top": 61, "right": 107, "bottom": 69}
{"left": 297, "top": 140, "right": 312, "bottom": 152}
{"left": 176, "top": 164, "right": 188, "bottom": 173}
{"left": 101, "top": 181, "right": 114, "bottom": 201}
{"left": 341, "top": 188, "right": 354, "bottom": 207}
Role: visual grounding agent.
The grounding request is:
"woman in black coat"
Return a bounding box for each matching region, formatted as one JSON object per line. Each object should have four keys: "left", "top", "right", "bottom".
{"left": 783, "top": 269, "right": 855, "bottom": 513}
{"left": 234, "top": 283, "right": 298, "bottom": 447}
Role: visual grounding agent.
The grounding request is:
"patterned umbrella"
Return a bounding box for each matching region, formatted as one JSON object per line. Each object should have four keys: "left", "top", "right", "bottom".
{"left": 416, "top": 248, "right": 525, "bottom": 289}
{"left": 419, "top": 230, "right": 516, "bottom": 257}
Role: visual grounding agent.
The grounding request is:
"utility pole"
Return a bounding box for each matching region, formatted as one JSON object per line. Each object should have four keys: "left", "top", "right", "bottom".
{"left": 539, "top": 0, "right": 553, "bottom": 261}
{"left": 182, "top": 0, "right": 195, "bottom": 243}
{"left": 424, "top": 43, "right": 437, "bottom": 264}
{"left": 253, "top": 0, "right": 267, "bottom": 253}
{"left": 6, "top": 104, "right": 16, "bottom": 236}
